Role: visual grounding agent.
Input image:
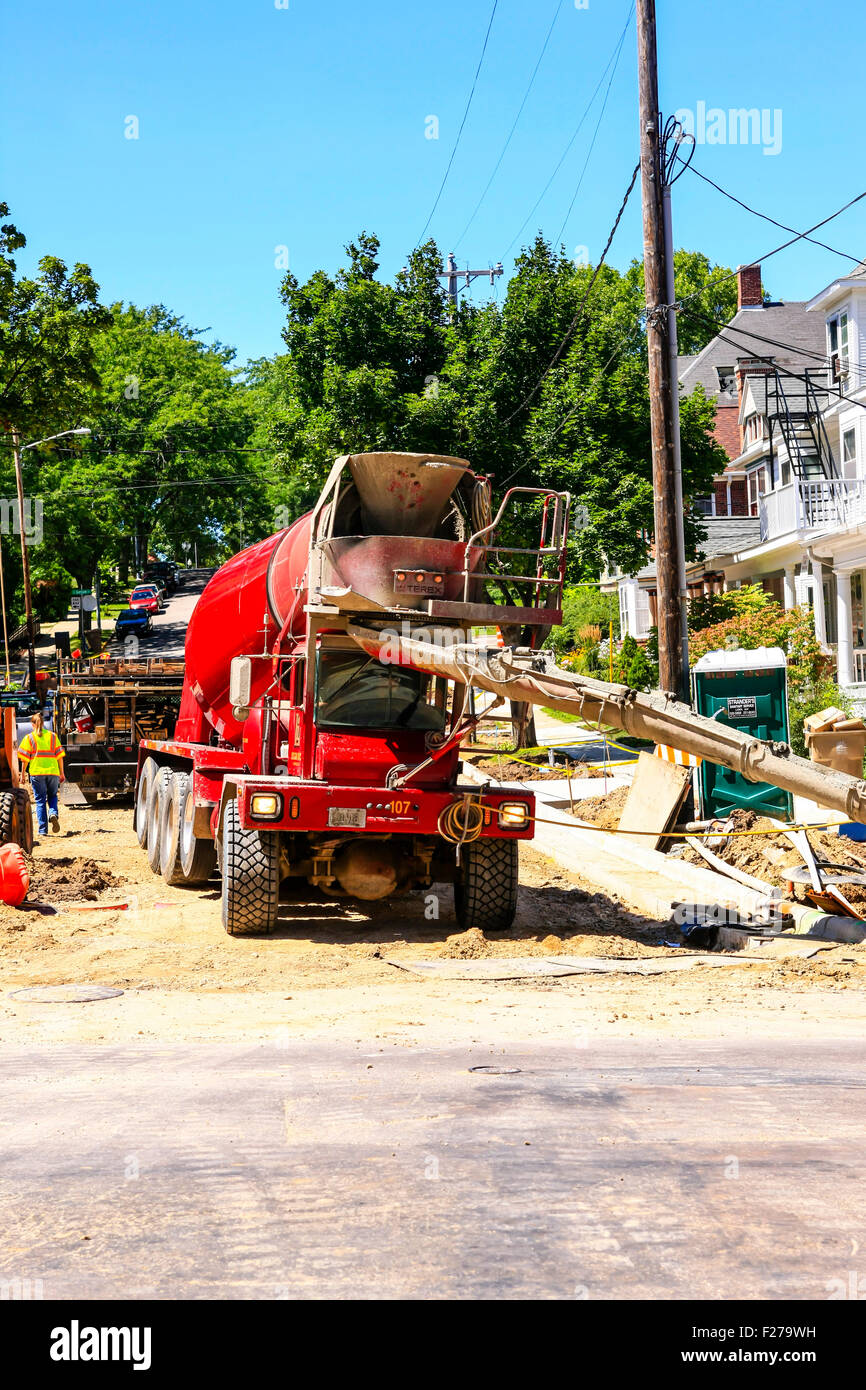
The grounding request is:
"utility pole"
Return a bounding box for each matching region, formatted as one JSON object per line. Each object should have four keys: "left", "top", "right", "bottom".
{"left": 11, "top": 429, "right": 37, "bottom": 691}
{"left": 663, "top": 178, "right": 690, "bottom": 689}
{"left": 436, "top": 252, "right": 504, "bottom": 312}
{"left": 636, "top": 0, "right": 684, "bottom": 697}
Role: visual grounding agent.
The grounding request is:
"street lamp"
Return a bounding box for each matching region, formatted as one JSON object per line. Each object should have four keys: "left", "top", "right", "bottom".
{"left": 10, "top": 427, "right": 91, "bottom": 690}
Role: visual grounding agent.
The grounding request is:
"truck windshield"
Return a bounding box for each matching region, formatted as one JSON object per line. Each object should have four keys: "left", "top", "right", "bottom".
{"left": 316, "top": 651, "right": 446, "bottom": 732}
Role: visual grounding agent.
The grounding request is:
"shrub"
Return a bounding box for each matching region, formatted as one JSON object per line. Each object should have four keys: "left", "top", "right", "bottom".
{"left": 688, "top": 599, "right": 823, "bottom": 693}
{"left": 688, "top": 583, "right": 773, "bottom": 633}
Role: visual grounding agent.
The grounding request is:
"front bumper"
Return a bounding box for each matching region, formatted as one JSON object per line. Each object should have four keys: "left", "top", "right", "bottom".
{"left": 234, "top": 777, "right": 535, "bottom": 839}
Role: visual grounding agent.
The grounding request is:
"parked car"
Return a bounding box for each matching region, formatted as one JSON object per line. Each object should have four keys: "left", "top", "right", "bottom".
{"left": 115, "top": 607, "right": 153, "bottom": 640}
{"left": 128, "top": 587, "right": 161, "bottom": 615}
{"left": 135, "top": 580, "right": 164, "bottom": 604}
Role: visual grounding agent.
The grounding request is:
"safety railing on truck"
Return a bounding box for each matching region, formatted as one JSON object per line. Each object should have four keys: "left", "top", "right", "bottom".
{"left": 462, "top": 486, "right": 570, "bottom": 617}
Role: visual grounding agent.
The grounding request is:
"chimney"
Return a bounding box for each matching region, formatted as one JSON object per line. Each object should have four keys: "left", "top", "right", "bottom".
{"left": 737, "top": 263, "right": 763, "bottom": 309}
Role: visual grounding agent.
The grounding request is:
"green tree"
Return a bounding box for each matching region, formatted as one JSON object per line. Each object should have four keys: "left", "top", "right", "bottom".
{"left": 262, "top": 231, "right": 729, "bottom": 584}
{"left": 63, "top": 303, "right": 264, "bottom": 581}
{"left": 0, "top": 203, "right": 108, "bottom": 647}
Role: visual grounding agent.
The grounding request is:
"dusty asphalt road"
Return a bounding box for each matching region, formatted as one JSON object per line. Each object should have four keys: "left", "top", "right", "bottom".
{"left": 2, "top": 1039, "right": 864, "bottom": 1300}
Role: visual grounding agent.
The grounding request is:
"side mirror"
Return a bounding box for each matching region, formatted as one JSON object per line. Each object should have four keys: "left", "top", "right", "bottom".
{"left": 230, "top": 655, "right": 252, "bottom": 722}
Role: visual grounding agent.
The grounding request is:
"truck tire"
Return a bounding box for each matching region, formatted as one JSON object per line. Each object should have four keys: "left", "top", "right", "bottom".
{"left": 453, "top": 836, "right": 519, "bottom": 934}
{"left": 221, "top": 798, "right": 279, "bottom": 936}
{"left": 177, "top": 774, "right": 216, "bottom": 884}
{"left": 146, "top": 767, "right": 173, "bottom": 874}
{"left": 13, "top": 788, "right": 33, "bottom": 853}
{"left": 0, "top": 790, "right": 20, "bottom": 847}
{"left": 159, "top": 771, "right": 188, "bottom": 885}
{"left": 136, "top": 757, "right": 158, "bottom": 848}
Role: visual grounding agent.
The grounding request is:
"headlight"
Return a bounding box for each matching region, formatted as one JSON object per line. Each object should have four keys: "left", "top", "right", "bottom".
{"left": 250, "top": 793, "right": 282, "bottom": 818}
{"left": 498, "top": 801, "right": 529, "bottom": 829}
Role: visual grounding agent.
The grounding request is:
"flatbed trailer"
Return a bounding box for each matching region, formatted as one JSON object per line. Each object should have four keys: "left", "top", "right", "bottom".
{"left": 56, "top": 657, "right": 185, "bottom": 797}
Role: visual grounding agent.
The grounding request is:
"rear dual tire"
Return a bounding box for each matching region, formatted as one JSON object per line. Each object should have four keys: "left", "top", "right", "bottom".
{"left": 137, "top": 763, "right": 217, "bottom": 886}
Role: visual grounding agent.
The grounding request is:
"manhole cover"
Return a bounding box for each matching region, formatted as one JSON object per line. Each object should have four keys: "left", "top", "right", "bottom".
{"left": 469, "top": 1065, "right": 521, "bottom": 1075}
{"left": 8, "top": 985, "right": 124, "bottom": 1004}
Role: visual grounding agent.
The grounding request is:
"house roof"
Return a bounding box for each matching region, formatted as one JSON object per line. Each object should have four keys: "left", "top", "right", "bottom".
{"left": 806, "top": 260, "right": 866, "bottom": 313}
{"left": 679, "top": 303, "right": 827, "bottom": 400}
{"left": 738, "top": 368, "right": 835, "bottom": 425}
{"left": 633, "top": 515, "right": 763, "bottom": 583}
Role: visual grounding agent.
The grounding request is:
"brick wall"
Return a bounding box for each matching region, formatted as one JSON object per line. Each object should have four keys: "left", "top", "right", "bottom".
{"left": 714, "top": 404, "right": 742, "bottom": 459}
{"left": 737, "top": 264, "right": 763, "bottom": 308}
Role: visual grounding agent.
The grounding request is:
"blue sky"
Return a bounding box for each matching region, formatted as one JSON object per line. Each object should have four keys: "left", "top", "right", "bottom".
{"left": 4, "top": 0, "right": 865, "bottom": 364}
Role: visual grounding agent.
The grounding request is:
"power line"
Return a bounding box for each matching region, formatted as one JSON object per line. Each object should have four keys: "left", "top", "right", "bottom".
{"left": 552, "top": 16, "right": 633, "bottom": 248}
{"left": 684, "top": 162, "right": 864, "bottom": 266}
{"left": 678, "top": 309, "right": 866, "bottom": 418}
{"left": 668, "top": 186, "right": 866, "bottom": 315}
{"left": 502, "top": 159, "right": 641, "bottom": 426}
{"left": 499, "top": 319, "right": 645, "bottom": 489}
{"left": 415, "top": 0, "right": 500, "bottom": 247}
{"left": 504, "top": 2, "right": 635, "bottom": 259}
{"left": 454, "top": 0, "right": 565, "bottom": 253}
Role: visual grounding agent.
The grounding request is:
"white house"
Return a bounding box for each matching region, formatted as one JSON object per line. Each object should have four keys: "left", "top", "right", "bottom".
{"left": 616, "top": 260, "right": 866, "bottom": 708}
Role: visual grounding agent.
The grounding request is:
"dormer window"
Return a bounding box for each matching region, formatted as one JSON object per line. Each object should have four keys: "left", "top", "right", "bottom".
{"left": 744, "top": 414, "right": 765, "bottom": 445}
{"left": 828, "top": 311, "right": 849, "bottom": 377}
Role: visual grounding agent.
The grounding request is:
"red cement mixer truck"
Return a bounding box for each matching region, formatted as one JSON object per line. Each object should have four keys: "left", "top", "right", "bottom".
{"left": 133, "top": 453, "right": 570, "bottom": 935}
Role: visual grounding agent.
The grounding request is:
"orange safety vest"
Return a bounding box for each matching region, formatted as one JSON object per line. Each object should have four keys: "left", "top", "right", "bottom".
{"left": 19, "top": 728, "right": 64, "bottom": 776}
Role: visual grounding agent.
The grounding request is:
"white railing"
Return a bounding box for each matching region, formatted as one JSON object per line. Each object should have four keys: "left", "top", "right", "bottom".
{"left": 801, "top": 478, "right": 866, "bottom": 530}
{"left": 759, "top": 478, "right": 866, "bottom": 540}
{"left": 759, "top": 483, "right": 797, "bottom": 540}
{"left": 854, "top": 649, "right": 866, "bottom": 684}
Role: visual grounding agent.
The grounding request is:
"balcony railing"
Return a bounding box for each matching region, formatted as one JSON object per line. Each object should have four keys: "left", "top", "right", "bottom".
{"left": 759, "top": 478, "right": 866, "bottom": 541}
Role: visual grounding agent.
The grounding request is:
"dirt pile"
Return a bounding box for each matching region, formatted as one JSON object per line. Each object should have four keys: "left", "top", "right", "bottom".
{"left": 569, "top": 785, "right": 630, "bottom": 830}
{"left": 465, "top": 753, "right": 593, "bottom": 782}
{"left": 25, "top": 855, "right": 124, "bottom": 903}
{"left": 678, "top": 809, "right": 866, "bottom": 906}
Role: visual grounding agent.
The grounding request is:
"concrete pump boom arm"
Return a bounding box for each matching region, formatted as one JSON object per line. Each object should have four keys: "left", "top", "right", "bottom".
{"left": 347, "top": 625, "right": 866, "bottom": 827}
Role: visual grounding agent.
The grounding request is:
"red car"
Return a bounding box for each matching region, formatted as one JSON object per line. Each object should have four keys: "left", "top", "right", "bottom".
{"left": 129, "top": 586, "right": 161, "bottom": 615}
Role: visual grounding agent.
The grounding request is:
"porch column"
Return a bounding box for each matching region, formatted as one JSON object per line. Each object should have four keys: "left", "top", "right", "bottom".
{"left": 835, "top": 568, "right": 854, "bottom": 687}
{"left": 783, "top": 565, "right": 796, "bottom": 609}
{"left": 811, "top": 560, "right": 827, "bottom": 647}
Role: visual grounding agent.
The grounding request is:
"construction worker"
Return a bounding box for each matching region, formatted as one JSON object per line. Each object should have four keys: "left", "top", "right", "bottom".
{"left": 18, "top": 710, "right": 65, "bottom": 837}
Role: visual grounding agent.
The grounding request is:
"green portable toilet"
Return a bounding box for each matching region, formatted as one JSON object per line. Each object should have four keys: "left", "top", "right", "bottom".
{"left": 692, "top": 646, "right": 793, "bottom": 820}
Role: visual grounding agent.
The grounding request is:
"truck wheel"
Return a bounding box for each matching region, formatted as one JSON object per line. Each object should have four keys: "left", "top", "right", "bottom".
{"left": 159, "top": 771, "right": 188, "bottom": 885}
{"left": 221, "top": 798, "right": 279, "bottom": 936}
{"left": 146, "top": 767, "right": 173, "bottom": 874}
{"left": 136, "top": 757, "right": 158, "bottom": 848}
{"left": 0, "top": 790, "right": 20, "bottom": 847}
{"left": 13, "top": 788, "right": 33, "bottom": 853}
{"left": 177, "top": 774, "right": 216, "bottom": 884}
{"left": 454, "top": 837, "right": 519, "bottom": 934}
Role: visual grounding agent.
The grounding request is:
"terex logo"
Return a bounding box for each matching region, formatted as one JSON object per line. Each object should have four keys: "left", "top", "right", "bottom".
{"left": 50, "top": 1320, "right": 152, "bottom": 1371}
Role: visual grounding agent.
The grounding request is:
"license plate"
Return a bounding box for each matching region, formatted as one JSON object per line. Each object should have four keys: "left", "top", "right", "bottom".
{"left": 328, "top": 807, "right": 367, "bottom": 828}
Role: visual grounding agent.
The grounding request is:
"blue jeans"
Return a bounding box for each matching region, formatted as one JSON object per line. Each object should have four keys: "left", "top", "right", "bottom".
{"left": 30, "top": 775, "right": 60, "bottom": 835}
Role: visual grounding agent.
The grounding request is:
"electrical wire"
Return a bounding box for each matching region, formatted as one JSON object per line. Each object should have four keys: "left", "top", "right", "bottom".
{"left": 415, "top": 0, "right": 500, "bottom": 247}
{"left": 551, "top": 15, "right": 633, "bottom": 248}
{"left": 454, "top": 0, "right": 565, "bottom": 253}
{"left": 502, "top": 159, "right": 641, "bottom": 426}
{"left": 667, "top": 187, "right": 866, "bottom": 315}
{"left": 679, "top": 309, "right": 866, "bottom": 416}
{"left": 503, "top": 2, "right": 634, "bottom": 259}
{"left": 684, "top": 162, "right": 864, "bottom": 266}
